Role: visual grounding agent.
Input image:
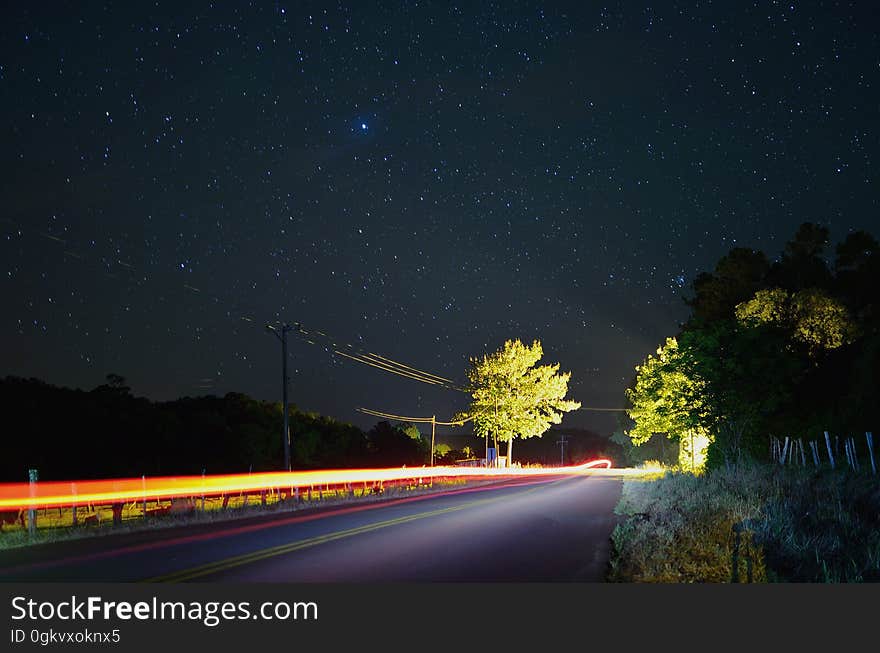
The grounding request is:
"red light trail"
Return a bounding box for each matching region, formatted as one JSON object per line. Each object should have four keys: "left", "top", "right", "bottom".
{"left": 0, "top": 460, "right": 611, "bottom": 511}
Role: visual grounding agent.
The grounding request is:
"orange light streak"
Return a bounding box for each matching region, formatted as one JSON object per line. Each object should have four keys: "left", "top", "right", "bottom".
{"left": 0, "top": 460, "right": 612, "bottom": 511}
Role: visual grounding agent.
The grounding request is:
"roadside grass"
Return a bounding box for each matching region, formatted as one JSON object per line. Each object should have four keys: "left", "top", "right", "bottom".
{"left": 0, "top": 478, "right": 477, "bottom": 552}
{"left": 608, "top": 464, "right": 880, "bottom": 583}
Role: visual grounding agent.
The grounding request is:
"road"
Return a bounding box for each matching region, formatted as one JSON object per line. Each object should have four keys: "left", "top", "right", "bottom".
{"left": 0, "top": 473, "right": 622, "bottom": 582}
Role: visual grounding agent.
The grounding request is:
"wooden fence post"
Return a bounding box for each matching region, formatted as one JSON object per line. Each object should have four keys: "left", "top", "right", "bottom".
{"left": 810, "top": 441, "right": 820, "bottom": 467}
{"left": 111, "top": 502, "right": 123, "bottom": 526}
{"left": 27, "top": 468, "right": 38, "bottom": 537}
{"left": 867, "top": 432, "right": 876, "bottom": 475}
{"left": 731, "top": 523, "right": 741, "bottom": 583}
{"left": 824, "top": 431, "right": 835, "bottom": 469}
{"left": 71, "top": 482, "right": 78, "bottom": 527}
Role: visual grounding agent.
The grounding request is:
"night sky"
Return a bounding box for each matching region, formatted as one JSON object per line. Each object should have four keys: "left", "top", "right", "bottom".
{"left": 2, "top": 2, "right": 878, "bottom": 438}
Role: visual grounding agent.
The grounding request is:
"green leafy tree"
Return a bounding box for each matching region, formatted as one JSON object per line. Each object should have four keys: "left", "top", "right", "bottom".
{"left": 625, "top": 337, "right": 710, "bottom": 471}
{"left": 625, "top": 338, "right": 703, "bottom": 444}
{"left": 399, "top": 422, "right": 423, "bottom": 441}
{"left": 625, "top": 222, "right": 879, "bottom": 471}
{"left": 463, "top": 339, "right": 580, "bottom": 465}
{"left": 734, "top": 288, "right": 789, "bottom": 325}
{"left": 678, "top": 320, "right": 804, "bottom": 467}
{"left": 736, "top": 287, "right": 857, "bottom": 356}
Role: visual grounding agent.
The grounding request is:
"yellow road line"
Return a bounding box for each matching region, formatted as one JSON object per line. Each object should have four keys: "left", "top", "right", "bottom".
{"left": 144, "top": 480, "right": 560, "bottom": 582}
{"left": 145, "top": 504, "right": 471, "bottom": 582}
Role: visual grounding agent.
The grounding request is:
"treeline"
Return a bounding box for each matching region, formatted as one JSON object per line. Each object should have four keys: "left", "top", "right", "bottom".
{"left": 0, "top": 375, "right": 431, "bottom": 482}
{"left": 507, "top": 428, "right": 624, "bottom": 466}
{"left": 626, "top": 223, "right": 880, "bottom": 470}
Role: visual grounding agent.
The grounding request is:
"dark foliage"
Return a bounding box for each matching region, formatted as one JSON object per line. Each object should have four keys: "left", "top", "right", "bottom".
{"left": 675, "top": 222, "right": 879, "bottom": 468}
{"left": 0, "top": 376, "right": 426, "bottom": 481}
{"left": 507, "top": 428, "right": 625, "bottom": 466}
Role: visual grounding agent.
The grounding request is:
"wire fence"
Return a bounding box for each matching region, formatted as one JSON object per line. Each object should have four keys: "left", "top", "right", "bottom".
{"left": 770, "top": 431, "right": 875, "bottom": 474}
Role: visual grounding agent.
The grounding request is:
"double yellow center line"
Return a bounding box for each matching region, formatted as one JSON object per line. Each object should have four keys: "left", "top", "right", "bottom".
{"left": 144, "top": 482, "right": 551, "bottom": 582}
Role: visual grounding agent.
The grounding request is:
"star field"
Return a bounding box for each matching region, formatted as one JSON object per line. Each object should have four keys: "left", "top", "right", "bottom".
{"left": 2, "top": 2, "right": 878, "bottom": 435}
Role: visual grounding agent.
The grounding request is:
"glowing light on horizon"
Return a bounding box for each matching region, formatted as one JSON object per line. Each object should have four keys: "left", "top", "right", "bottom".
{"left": 0, "top": 460, "right": 612, "bottom": 510}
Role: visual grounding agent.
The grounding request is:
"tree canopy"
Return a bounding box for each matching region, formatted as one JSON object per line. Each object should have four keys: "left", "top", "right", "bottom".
{"left": 463, "top": 339, "right": 580, "bottom": 465}
{"left": 625, "top": 337, "right": 704, "bottom": 446}
{"left": 625, "top": 222, "right": 879, "bottom": 472}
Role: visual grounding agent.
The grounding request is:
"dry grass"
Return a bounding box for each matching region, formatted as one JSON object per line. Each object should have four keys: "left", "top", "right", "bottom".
{"left": 608, "top": 467, "right": 767, "bottom": 583}
{"left": 609, "top": 464, "right": 880, "bottom": 583}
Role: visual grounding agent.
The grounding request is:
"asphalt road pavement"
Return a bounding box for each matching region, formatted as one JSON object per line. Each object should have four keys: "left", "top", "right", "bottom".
{"left": 0, "top": 473, "right": 622, "bottom": 582}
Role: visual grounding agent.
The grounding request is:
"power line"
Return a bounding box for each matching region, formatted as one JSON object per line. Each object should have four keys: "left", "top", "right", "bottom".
{"left": 333, "top": 349, "right": 453, "bottom": 388}
{"left": 367, "top": 351, "right": 456, "bottom": 384}
{"left": 357, "top": 406, "right": 474, "bottom": 467}
{"left": 294, "top": 324, "right": 468, "bottom": 392}
{"left": 357, "top": 407, "right": 434, "bottom": 423}
{"left": 357, "top": 406, "right": 473, "bottom": 425}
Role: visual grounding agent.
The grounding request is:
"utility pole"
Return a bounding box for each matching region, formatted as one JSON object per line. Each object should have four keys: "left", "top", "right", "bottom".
{"left": 430, "top": 415, "right": 436, "bottom": 467}
{"left": 356, "top": 407, "right": 468, "bottom": 468}
{"left": 556, "top": 434, "right": 569, "bottom": 467}
{"left": 266, "top": 322, "right": 294, "bottom": 471}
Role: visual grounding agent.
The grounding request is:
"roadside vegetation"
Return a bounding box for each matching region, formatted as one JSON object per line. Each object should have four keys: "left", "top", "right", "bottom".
{"left": 612, "top": 223, "right": 879, "bottom": 583}
{"left": 624, "top": 222, "right": 879, "bottom": 473}
{"left": 609, "top": 464, "right": 880, "bottom": 582}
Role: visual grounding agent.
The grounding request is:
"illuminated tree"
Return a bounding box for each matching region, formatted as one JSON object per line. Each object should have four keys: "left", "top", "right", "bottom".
{"left": 734, "top": 288, "right": 789, "bottom": 325}
{"left": 399, "top": 422, "right": 423, "bottom": 442}
{"left": 627, "top": 222, "right": 879, "bottom": 471}
{"left": 625, "top": 338, "right": 710, "bottom": 472}
{"left": 736, "top": 287, "right": 856, "bottom": 356}
{"left": 463, "top": 339, "right": 580, "bottom": 466}
{"left": 627, "top": 338, "right": 698, "bottom": 443}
